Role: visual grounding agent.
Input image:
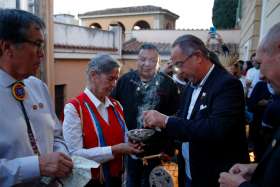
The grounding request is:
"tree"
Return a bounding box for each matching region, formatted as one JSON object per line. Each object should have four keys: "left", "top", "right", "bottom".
{"left": 212, "top": 0, "right": 238, "bottom": 29}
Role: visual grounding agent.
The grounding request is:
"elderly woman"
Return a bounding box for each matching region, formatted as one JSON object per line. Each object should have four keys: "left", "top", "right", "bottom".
{"left": 63, "top": 54, "right": 141, "bottom": 187}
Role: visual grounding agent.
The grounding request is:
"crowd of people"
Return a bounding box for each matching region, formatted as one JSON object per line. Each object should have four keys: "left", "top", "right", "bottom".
{"left": 1, "top": 8, "right": 280, "bottom": 187}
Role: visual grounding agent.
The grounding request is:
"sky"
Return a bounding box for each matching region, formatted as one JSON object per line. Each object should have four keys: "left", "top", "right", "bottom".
{"left": 54, "top": 0, "right": 215, "bottom": 29}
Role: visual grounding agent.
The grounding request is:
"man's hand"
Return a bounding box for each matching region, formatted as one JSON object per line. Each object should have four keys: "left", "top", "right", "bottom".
{"left": 218, "top": 172, "right": 247, "bottom": 187}
{"left": 39, "top": 152, "right": 73, "bottom": 178}
{"left": 143, "top": 110, "right": 167, "bottom": 129}
{"left": 229, "top": 163, "right": 257, "bottom": 181}
{"left": 112, "top": 142, "right": 143, "bottom": 155}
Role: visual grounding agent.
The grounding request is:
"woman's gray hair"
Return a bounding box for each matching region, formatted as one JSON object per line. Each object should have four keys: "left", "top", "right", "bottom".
{"left": 86, "top": 54, "right": 120, "bottom": 81}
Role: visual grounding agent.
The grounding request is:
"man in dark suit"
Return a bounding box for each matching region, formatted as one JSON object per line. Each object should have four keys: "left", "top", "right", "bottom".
{"left": 143, "top": 34, "right": 248, "bottom": 187}
{"left": 218, "top": 22, "right": 280, "bottom": 187}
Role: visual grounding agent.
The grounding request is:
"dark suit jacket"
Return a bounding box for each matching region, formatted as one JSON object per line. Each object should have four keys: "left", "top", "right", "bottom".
{"left": 240, "top": 126, "right": 280, "bottom": 187}
{"left": 165, "top": 66, "right": 249, "bottom": 187}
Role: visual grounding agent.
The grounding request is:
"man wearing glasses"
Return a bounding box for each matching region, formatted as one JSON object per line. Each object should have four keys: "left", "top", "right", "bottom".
{"left": 111, "top": 43, "right": 180, "bottom": 187}
{"left": 0, "top": 9, "right": 73, "bottom": 186}
{"left": 143, "top": 35, "right": 248, "bottom": 187}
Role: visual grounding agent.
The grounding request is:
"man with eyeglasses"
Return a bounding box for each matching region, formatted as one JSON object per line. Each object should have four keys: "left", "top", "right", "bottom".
{"left": 111, "top": 43, "right": 180, "bottom": 187}
{"left": 143, "top": 35, "right": 248, "bottom": 187}
{"left": 0, "top": 9, "right": 73, "bottom": 186}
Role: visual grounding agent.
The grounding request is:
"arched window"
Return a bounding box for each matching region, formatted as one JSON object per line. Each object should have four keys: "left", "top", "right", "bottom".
{"left": 109, "top": 21, "right": 126, "bottom": 33}
{"left": 89, "top": 23, "right": 102, "bottom": 29}
{"left": 133, "top": 20, "right": 150, "bottom": 30}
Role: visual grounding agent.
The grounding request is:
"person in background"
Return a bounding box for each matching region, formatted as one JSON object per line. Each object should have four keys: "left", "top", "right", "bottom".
{"left": 247, "top": 80, "right": 273, "bottom": 161}
{"left": 241, "top": 60, "right": 253, "bottom": 77}
{"left": 143, "top": 34, "right": 248, "bottom": 187}
{"left": 111, "top": 43, "right": 180, "bottom": 187}
{"left": 0, "top": 9, "right": 73, "bottom": 186}
{"left": 226, "top": 61, "right": 246, "bottom": 94}
{"left": 219, "top": 22, "right": 280, "bottom": 187}
{"left": 63, "top": 54, "right": 142, "bottom": 187}
{"left": 245, "top": 53, "right": 260, "bottom": 99}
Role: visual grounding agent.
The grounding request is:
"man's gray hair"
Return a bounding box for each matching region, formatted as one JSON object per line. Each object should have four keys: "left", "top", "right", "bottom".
{"left": 172, "top": 34, "right": 225, "bottom": 70}
{"left": 86, "top": 54, "right": 120, "bottom": 80}
{"left": 259, "top": 22, "right": 280, "bottom": 55}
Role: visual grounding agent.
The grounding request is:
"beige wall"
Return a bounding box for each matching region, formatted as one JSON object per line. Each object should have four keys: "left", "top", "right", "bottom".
{"left": 81, "top": 15, "right": 156, "bottom": 31}
{"left": 119, "top": 59, "right": 137, "bottom": 74}
{"left": 54, "top": 57, "right": 140, "bottom": 101}
{"left": 80, "top": 14, "right": 176, "bottom": 31}
{"left": 54, "top": 59, "right": 88, "bottom": 101}
{"left": 238, "top": 0, "right": 262, "bottom": 60}
{"left": 260, "top": 0, "right": 280, "bottom": 39}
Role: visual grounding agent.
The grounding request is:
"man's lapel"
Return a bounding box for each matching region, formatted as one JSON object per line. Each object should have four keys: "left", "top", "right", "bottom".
{"left": 189, "top": 66, "right": 219, "bottom": 119}
{"left": 181, "top": 85, "right": 194, "bottom": 118}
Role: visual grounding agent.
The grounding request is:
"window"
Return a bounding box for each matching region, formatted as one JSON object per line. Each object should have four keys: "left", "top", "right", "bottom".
{"left": 133, "top": 20, "right": 151, "bottom": 30}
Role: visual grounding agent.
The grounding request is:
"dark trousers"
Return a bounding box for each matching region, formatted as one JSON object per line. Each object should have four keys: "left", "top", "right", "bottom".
{"left": 126, "top": 156, "right": 160, "bottom": 187}
{"left": 85, "top": 176, "right": 122, "bottom": 187}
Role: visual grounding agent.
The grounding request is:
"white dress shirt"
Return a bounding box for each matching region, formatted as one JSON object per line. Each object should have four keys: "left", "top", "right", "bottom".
{"left": 63, "top": 88, "right": 126, "bottom": 164}
{"left": 0, "top": 69, "right": 68, "bottom": 187}
{"left": 246, "top": 67, "right": 260, "bottom": 98}
{"left": 182, "top": 64, "right": 215, "bottom": 180}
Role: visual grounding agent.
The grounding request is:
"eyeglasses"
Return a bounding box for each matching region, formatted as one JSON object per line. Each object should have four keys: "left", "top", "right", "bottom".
{"left": 22, "top": 39, "right": 45, "bottom": 51}
{"left": 173, "top": 53, "right": 196, "bottom": 68}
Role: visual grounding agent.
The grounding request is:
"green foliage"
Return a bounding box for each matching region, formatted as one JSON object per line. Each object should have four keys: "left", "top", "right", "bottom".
{"left": 212, "top": 0, "right": 238, "bottom": 29}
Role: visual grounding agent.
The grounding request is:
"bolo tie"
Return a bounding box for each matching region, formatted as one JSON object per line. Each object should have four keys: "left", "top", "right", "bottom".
{"left": 11, "top": 81, "right": 40, "bottom": 155}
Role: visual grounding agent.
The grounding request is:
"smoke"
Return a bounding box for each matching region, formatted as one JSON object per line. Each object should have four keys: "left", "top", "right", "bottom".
{"left": 132, "top": 73, "right": 164, "bottom": 128}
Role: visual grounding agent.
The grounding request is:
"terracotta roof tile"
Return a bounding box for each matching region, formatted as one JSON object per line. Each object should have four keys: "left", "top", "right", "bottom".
{"left": 122, "top": 38, "right": 171, "bottom": 55}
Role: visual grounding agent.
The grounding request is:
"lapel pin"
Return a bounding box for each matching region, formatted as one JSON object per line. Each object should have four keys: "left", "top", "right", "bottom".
{"left": 11, "top": 82, "right": 26, "bottom": 101}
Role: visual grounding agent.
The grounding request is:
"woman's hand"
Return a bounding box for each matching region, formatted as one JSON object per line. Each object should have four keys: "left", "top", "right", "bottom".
{"left": 112, "top": 142, "right": 143, "bottom": 155}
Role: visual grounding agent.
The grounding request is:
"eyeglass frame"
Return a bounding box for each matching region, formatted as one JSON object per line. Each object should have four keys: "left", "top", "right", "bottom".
{"left": 173, "top": 51, "right": 200, "bottom": 68}
{"left": 20, "top": 39, "right": 45, "bottom": 51}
